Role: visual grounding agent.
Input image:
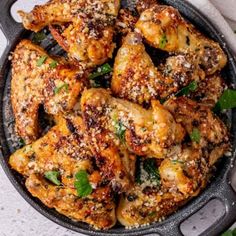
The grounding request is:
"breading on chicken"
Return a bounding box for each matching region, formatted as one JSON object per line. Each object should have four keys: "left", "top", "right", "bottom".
{"left": 136, "top": 5, "right": 227, "bottom": 75}
{"left": 81, "top": 88, "right": 185, "bottom": 162}
{"left": 11, "top": 40, "right": 86, "bottom": 144}
{"left": 190, "top": 73, "right": 225, "bottom": 107}
{"left": 116, "top": 147, "right": 207, "bottom": 227}
{"left": 164, "top": 97, "right": 229, "bottom": 148}
{"left": 111, "top": 32, "right": 205, "bottom": 106}
{"left": 19, "top": 0, "right": 120, "bottom": 66}
{"left": 117, "top": 134, "right": 229, "bottom": 227}
{"left": 9, "top": 115, "right": 116, "bottom": 229}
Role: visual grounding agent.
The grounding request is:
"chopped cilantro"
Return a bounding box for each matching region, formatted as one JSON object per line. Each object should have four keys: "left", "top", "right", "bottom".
{"left": 36, "top": 55, "right": 48, "bottom": 67}
{"left": 159, "top": 33, "right": 168, "bottom": 49}
{"left": 54, "top": 83, "right": 69, "bottom": 94}
{"left": 19, "top": 138, "right": 25, "bottom": 146}
{"left": 190, "top": 128, "right": 201, "bottom": 143}
{"left": 114, "top": 120, "right": 126, "bottom": 143}
{"left": 214, "top": 89, "right": 236, "bottom": 112}
{"left": 175, "top": 81, "right": 198, "bottom": 97}
{"left": 221, "top": 228, "right": 236, "bottom": 236}
{"left": 143, "top": 159, "right": 160, "bottom": 184}
{"left": 45, "top": 171, "right": 61, "bottom": 186}
{"left": 135, "top": 156, "right": 142, "bottom": 184}
{"left": 172, "top": 160, "right": 184, "bottom": 164}
{"left": 49, "top": 60, "right": 58, "bottom": 68}
{"left": 74, "top": 170, "right": 92, "bottom": 197}
{"left": 32, "top": 32, "right": 46, "bottom": 44}
{"left": 89, "top": 63, "right": 112, "bottom": 80}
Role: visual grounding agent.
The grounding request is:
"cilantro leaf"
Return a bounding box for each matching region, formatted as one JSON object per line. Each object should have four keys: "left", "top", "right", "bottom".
{"left": 172, "top": 160, "right": 184, "bottom": 164}
{"left": 49, "top": 60, "right": 58, "bottom": 68}
{"left": 54, "top": 83, "right": 69, "bottom": 94}
{"left": 190, "top": 128, "right": 201, "bottom": 143}
{"left": 114, "top": 120, "right": 126, "bottom": 143}
{"left": 175, "top": 81, "right": 198, "bottom": 97}
{"left": 135, "top": 156, "right": 142, "bottom": 184}
{"left": 36, "top": 55, "right": 48, "bottom": 67}
{"left": 74, "top": 170, "right": 92, "bottom": 197}
{"left": 89, "top": 63, "right": 112, "bottom": 80}
{"left": 45, "top": 171, "right": 61, "bottom": 186}
{"left": 19, "top": 138, "right": 25, "bottom": 146}
{"left": 143, "top": 159, "right": 160, "bottom": 184}
{"left": 32, "top": 32, "right": 46, "bottom": 44}
{"left": 214, "top": 89, "right": 236, "bottom": 112}
{"left": 222, "top": 228, "right": 236, "bottom": 236}
{"left": 159, "top": 33, "right": 167, "bottom": 49}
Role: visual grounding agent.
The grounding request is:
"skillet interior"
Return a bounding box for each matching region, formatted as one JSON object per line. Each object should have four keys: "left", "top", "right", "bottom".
{"left": 0, "top": 0, "right": 236, "bottom": 235}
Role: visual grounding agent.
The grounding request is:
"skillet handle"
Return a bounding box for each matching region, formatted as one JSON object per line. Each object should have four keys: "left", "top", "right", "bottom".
{"left": 0, "top": 0, "right": 23, "bottom": 42}
{"left": 0, "top": 0, "right": 23, "bottom": 68}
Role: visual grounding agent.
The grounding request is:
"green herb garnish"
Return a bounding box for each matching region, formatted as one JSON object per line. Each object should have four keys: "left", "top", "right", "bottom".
{"left": 89, "top": 63, "right": 112, "bottom": 80}
{"left": 45, "top": 171, "right": 61, "bottom": 185}
{"left": 214, "top": 89, "right": 236, "bottom": 112}
{"left": 49, "top": 60, "right": 58, "bottom": 68}
{"left": 148, "top": 211, "right": 156, "bottom": 217}
{"left": 36, "top": 55, "right": 48, "bottom": 67}
{"left": 159, "top": 33, "right": 168, "bottom": 49}
{"left": 19, "top": 138, "right": 25, "bottom": 146}
{"left": 74, "top": 170, "right": 92, "bottom": 198}
{"left": 175, "top": 81, "right": 198, "bottom": 97}
{"left": 32, "top": 32, "right": 46, "bottom": 44}
{"left": 54, "top": 83, "right": 69, "bottom": 94}
{"left": 221, "top": 228, "right": 236, "bottom": 236}
{"left": 172, "top": 160, "right": 184, "bottom": 164}
{"left": 190, "top": 128, "right": 201, "bottom": 143}
{"left": 135, "top": 156, "right": 142, "bottom": 184}
{"left": 114, "top": 120, "right": 126, "bottom": 143}
{"left": 143, "top": 159, "right": 160, "bottom": 184}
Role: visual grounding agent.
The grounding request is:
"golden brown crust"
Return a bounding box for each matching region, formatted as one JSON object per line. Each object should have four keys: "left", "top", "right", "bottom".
{"left": 9, "top": 115, "right": 116, "bottom": 229}
{"left": 19, "top": 0, "right": 120, "bottom": 66}
{"left": 136, "top": 5, "right": 227, "bottom": 75}
{"left": 111, "top": 32, "right": 205, "bottom": 106}
{"left": 11, "top": 40, "right": 86, "bottom": 144}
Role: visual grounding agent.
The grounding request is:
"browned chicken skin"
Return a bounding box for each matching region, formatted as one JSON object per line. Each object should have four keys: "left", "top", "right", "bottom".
{"left": 136, "top": 5, "right": 227, "bottom": 75}
{"left": 9, "top": 115, "right": 116, "bottom": 229}
{"left": 11, "top": 40, "right": 86, "bottom": 144}
{"left": 9, "top": 0, "right": 231, "bottom": 230}
{"left": 112, "top": 32, "right": 205, "bottom": 106}
{"left": 19, "top": 0, "right": 120, "bottom": 66}
{"left": 117, "top": 97, "right": 229, "bottom": 227}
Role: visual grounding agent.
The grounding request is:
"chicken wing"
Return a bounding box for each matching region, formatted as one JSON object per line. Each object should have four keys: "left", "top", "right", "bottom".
{"left": 117, "top": 140, "right": 227, "bottom": 227}
{"left": 11, "top": 40, "right": 86, "bottom": 144}
{"left": 136, "top": 5, "right": 227, "bottom": 75}
{"left": 9, "top": 115, "right": 116, "bottom": 229}
{"left": 111, "top": 32, "right": 204, "bottom": 106}
{"left": 81, "top": 88, "right": 185, "bottom": 162}
{"left": 190, "top": 73, "right": 225, "bottom": 108}
{"left": 19, "top": 0, "right": 120, "bottom": 66}
{"left": 164, "top": 97, "right": 229, "bottom": 148}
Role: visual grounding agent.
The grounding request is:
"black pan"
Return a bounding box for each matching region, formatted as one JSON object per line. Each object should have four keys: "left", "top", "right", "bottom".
{"left": 0, "top": 0, "right": 236, "bottom": 235}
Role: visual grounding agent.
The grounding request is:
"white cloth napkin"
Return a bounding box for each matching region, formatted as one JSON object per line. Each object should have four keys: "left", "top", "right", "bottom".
{"left": 187, "top": 0, "right": 236, "bottom": 55}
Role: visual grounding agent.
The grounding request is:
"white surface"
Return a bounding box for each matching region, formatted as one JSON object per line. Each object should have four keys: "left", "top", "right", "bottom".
{"left": 0, "top": 1, "right": 236, "bottom": 236}
{"left": 0, "top": 165, "right": 80, "bottom": 236}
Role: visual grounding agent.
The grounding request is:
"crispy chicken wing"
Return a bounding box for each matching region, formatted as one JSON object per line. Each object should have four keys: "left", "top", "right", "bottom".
{"left": 164, "top": 97, "right": 229, "bottom": 148}
{"left": 117, "top": 140, "right": 228, "bottom": 227}
{"left": 191, "top": 73, "right": 225, "bottom": 107}
{"left": 19, "top": 0, "right": 120, "bottom": 66}
{"left": 81, "top": 88, "right": 185, "bottom": 162}
{"left": 136, "top": 5, "right": 227, "bottom": 75}
{"left": 11, "top": 40, "right": 86, "bottom": 144}
{"left": 111, "top": 32, "right": 204, "bottom": 105}
{"left": 9, "top": 115, "right": 116, "bottom": 229}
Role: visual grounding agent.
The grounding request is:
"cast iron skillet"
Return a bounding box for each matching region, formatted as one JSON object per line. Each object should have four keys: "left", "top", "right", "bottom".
{"left": 0, "top": 0, "right": 236, "bottom": 235}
